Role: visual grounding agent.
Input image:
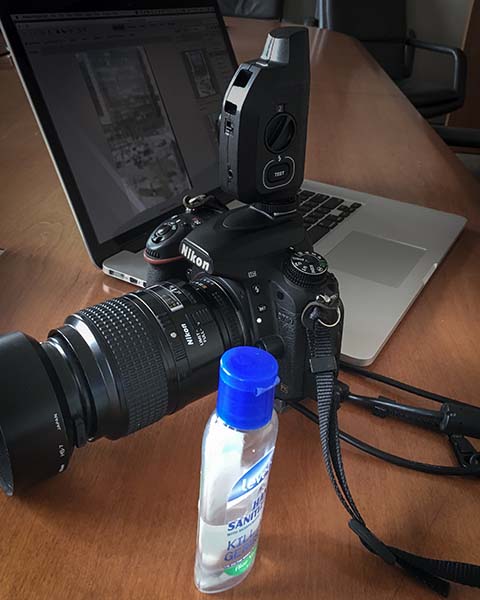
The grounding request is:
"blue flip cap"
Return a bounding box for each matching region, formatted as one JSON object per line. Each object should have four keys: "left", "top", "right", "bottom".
{"left": 217, "top": 346, "right": 279, "bottom": 430}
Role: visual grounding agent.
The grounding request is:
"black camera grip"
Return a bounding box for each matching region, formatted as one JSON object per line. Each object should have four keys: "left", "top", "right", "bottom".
{"left": 276, "top": 307, "right": 308, "bottom": 400}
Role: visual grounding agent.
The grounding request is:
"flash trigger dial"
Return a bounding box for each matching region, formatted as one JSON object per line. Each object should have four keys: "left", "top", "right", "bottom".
{"left": 265, "top": 113, "right": 296, "bottom": 153}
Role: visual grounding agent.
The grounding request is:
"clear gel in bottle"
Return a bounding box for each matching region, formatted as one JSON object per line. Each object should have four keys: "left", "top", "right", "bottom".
{"left": 194, "top": 346, "right": 279, "bottom": 593}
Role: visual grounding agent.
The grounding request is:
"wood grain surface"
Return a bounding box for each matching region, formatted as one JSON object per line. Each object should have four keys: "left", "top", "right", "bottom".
{"left": 0, "top": 19, "right": 479, "bottom": 600}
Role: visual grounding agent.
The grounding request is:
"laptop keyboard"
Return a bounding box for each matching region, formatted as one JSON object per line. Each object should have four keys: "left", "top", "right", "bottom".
{"left": 297, "top": 189, "right": 362, "bottom": 244}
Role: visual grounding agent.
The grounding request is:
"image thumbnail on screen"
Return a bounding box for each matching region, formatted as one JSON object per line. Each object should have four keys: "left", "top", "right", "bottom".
{"left": 77, "top": 46, "right": 190, "bottom": 210}
{"left": 183, "top": 49, "right": 218, "bottom": 99}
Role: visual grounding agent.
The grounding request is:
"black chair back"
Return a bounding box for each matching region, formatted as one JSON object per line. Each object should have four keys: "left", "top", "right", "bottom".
{"left": 318, "top": 0, "right": 412, "bottom": 80}
{"left": 218, "top": 0, "right": 283, "bottom": 19}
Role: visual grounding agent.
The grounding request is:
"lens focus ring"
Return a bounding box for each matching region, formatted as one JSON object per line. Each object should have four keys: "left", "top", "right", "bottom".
{"left": 78, "top": 297, "right": 169, "bottom": 435}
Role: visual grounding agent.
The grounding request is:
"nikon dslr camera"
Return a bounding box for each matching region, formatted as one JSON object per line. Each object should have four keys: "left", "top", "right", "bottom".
{"left": 0, "top": 27, "right": 343, "bottom": 495}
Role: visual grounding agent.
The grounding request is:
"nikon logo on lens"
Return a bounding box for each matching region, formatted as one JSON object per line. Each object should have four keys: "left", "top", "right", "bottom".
{"left": 180, "top": 242, "right": 212, "bottom": 272}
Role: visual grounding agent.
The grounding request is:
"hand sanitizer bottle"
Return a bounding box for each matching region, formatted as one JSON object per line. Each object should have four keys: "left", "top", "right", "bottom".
{"left": 194, "top": 346, "right": 279, "bottom": 594}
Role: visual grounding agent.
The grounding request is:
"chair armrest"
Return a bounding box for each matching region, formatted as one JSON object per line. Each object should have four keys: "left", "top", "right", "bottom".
{"left": 433, "top": 125, "right": 480, "bottom": 149}
{"left": 406, "top": 38, "right": 467, "bottom": 98}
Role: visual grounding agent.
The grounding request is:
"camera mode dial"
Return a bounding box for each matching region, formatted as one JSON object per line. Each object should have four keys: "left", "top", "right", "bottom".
{"left": 285, "top": 251, "right": 328, "bottom": 287}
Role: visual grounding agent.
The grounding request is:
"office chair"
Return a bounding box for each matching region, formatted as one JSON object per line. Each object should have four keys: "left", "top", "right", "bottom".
{"left": 318, "top": 0, "right": 467, "bottom": 119}
{"left": 217, "top": 0, "right": 283, "bottom": 19}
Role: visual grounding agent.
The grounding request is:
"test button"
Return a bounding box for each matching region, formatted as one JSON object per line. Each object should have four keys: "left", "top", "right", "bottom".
{"left": 266, "top": 161, "right": 292, "bottom": 185}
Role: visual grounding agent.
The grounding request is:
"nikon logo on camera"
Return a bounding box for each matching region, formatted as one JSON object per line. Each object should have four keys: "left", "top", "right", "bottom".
{"left": 180, "top": 242, "right": 212, "bottom": 273}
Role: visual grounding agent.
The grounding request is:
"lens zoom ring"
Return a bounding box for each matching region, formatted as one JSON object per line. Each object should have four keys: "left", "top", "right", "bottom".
{"left": 79, "top": 298, "right": 169, "bottom": 435}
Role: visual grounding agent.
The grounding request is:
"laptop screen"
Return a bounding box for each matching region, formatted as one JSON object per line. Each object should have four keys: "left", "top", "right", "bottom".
{"left": 9, "top": 6, "right": 235, "bottom": 246}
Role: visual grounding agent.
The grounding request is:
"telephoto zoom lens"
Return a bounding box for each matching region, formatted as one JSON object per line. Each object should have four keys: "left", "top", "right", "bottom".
{"left": 0, "top": 279, "right": 248, "bottom": 495}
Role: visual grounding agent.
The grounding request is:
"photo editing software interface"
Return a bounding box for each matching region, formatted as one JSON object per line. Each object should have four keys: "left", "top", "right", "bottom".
{"left": 13, "top": 8, "right": 235, "bottom": 243}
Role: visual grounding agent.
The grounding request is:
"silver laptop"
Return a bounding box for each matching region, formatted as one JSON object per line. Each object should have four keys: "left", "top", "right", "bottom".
{"left": 1, "top": 2, "right": 466, "bottom": 365}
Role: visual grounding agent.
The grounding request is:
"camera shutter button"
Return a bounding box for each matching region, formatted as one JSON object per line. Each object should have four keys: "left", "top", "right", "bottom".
{"left": 154, "top": 223, "right": 176, "bottom": 243}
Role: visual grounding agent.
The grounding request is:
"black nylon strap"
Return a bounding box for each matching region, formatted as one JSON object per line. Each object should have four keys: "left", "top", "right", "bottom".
{"left": 306, "top": 320, "right": 480, "bottom": 597}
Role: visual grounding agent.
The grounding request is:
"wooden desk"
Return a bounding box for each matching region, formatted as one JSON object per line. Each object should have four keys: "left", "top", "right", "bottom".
{"left": 1, "top": 19, "right": 479, "bottom": 600}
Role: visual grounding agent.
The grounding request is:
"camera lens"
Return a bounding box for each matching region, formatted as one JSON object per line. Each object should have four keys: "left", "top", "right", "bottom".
{"left": 0, "top": 278, "right": 248, "bottom": 494}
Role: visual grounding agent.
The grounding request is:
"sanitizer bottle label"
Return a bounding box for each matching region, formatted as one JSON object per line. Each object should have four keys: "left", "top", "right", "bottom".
{"left": 223, "top": 447, "right": 275, "bottom": 575}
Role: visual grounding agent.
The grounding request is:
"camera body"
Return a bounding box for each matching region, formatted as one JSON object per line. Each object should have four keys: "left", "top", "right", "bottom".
{"left": 147, "top": 201, "right": 342, "bottom": 401}
{"left": 148, "top": 209, "right": 342, "bottom": 402}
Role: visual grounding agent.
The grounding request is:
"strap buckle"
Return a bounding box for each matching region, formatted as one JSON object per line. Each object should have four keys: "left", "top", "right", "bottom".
{"left": 449, "top": 435, "right": 480, "bottom": 468}
{"left": 309, "top": 356, "right": 337, "bottom": 375}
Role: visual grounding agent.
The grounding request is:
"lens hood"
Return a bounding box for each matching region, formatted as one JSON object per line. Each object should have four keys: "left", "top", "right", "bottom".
{"left": 0, "top": 332, "right": 73, "bottom": 495}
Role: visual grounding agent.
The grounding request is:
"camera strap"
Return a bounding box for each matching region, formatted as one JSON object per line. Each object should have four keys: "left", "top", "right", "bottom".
{"left": 305, "top": 317, "right": 480, "bottom": 597}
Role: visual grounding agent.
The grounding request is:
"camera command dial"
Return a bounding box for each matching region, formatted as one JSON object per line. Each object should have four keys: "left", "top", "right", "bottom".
{"left": 285, "top": 251, "right": 329, "bottom": 287}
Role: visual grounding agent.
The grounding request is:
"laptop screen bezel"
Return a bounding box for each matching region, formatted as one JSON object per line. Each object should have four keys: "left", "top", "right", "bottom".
{"left": 0, "top": 0, "right": 238, "bottom": 267}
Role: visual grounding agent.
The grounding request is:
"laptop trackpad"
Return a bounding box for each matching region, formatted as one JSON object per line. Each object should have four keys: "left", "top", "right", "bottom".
{"left": 325, "top": 231, "right": 426, "bottom": 288}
